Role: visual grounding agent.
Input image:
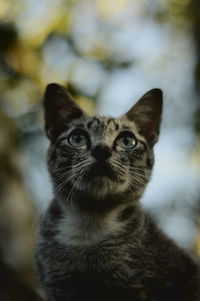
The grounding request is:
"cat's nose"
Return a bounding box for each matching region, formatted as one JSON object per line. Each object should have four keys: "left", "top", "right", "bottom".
{"left": 91, "top": 144, "right": 112, "bottom": 161}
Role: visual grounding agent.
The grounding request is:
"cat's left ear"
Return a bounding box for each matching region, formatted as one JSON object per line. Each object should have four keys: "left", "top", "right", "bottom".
{"left": 44, "top": 83, "right": 85, "bottom": 141}
{"left": 125, "top": 89, "right": 163, "bottom": 146}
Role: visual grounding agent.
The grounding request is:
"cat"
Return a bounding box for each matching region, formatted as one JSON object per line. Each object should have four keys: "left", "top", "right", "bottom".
{"left": 35, "top": 83, "right": 200, "bottom": 301}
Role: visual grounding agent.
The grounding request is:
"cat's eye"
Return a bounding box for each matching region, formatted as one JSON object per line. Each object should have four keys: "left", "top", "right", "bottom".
{"left": 68, "top": 129, "right": 89, "bottom": 148}
{"left": 115, "top": 131, "right": 137, "bottom": 149}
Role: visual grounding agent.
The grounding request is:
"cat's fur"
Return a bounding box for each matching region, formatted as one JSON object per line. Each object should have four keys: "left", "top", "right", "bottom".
{"left": 35, "top": 83, "right": 200, "bottom": 301}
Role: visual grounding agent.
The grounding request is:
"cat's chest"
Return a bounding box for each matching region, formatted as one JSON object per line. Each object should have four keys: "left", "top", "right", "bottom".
{"left": 52, "top": 210, "right": 134, "bottom": 274}
{"left": 49, "top": 236, "right": 135, "bottom": 288}
{"left": 43, "top": 235, "right": 146, "bottom": 301}
{"left": 55, "top": 209, "right": 123, "bottom": 248}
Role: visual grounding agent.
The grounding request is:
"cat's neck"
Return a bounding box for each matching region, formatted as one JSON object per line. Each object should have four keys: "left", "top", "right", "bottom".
{"left": 56, "top": 186, "right": 142, "bottom": 213}
{"left": 53, "top": 190, "right": 146, "bottom": 247}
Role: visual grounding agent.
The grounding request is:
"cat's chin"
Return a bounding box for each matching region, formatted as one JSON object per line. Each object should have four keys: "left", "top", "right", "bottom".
{"left": 76, "top": 176, "right": 128, "bottom": 198}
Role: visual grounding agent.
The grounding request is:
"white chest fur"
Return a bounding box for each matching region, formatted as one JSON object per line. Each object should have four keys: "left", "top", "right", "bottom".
{"left": 56, "top": 206, "right": 124, "bottom": 247}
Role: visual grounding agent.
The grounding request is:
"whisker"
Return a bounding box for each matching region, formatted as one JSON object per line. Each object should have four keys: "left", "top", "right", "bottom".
{"left": 54, "top": 159, "right": 92, "bottom": 172}
{"left": 127, "top": 178, "right": 144, "bottom": 197}
{"left": 129, "top": 171, "right": 150, "bottom": 181}
{"left": 53, "top": 160, "right": 92, "bottom": 195}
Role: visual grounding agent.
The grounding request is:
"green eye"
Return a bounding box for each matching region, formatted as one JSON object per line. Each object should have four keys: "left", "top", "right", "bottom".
{"left": 116, "top": 132, "right": 137, "bottom": 149}
{"left": 68, "top": 130, "right": 89, "bottom": 148}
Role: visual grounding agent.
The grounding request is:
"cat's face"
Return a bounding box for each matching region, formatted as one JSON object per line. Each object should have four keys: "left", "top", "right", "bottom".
{"left": 44, "top": 84, "right": 162, "bottom": 201}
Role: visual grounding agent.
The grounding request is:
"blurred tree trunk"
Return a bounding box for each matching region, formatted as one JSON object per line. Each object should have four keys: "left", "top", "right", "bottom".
{"left": 0, "top": 252, "right": 44, "bottom": 301}
{"left": 0, "top": 109, "right": 43, "bottom": 300}
{"left": 190, "top": 0, "right": 200, "bottom": 256}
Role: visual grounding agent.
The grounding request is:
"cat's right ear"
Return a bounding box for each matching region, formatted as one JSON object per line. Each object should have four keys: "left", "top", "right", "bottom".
{"left": 43, "top": 83, "right": 85, "bottom": 141}
{"left": 125, "top": 89, "right": 163, "bottom": 146}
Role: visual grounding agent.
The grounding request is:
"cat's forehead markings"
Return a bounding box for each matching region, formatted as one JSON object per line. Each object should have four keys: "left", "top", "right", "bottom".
{"left": 86, "top": 116, "right": 114, "bottom": 133}
{"left": 118, "top": 117, "right": 138, "bottom": 131}
{"left": 88, "top": 116, "right": 120, "bottom": 132}
{"left": 87, "top": 117, "right": 101, "bottom": 130}
{"left": 106, "top": 117, "right": 120, "bottom": 131}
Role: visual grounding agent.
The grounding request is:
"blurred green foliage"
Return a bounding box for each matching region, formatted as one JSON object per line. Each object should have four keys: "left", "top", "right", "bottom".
{"left": 0, "top": 0, "right": 199, "bottom": 122}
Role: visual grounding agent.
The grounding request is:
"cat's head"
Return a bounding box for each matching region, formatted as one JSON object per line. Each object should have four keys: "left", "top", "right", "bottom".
{"left": 44, "top": 83, "right": 162, "bottom": 202}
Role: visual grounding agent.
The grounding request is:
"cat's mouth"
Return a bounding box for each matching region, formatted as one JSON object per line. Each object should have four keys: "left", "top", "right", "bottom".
{"left": 73, "top": 161, "right": 127, "bottom": 196}
{"left": 86, "top": 162, "right": 117, "bottom": 181}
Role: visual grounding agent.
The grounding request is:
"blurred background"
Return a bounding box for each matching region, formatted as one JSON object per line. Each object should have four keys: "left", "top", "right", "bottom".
{"left": 0, "top": 0, "right": 200, "bottom": 300}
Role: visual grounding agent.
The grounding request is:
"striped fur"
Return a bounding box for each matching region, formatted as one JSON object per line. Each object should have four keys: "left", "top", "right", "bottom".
{"left": 35, "top": 84, "right": 200, "bottom": 301}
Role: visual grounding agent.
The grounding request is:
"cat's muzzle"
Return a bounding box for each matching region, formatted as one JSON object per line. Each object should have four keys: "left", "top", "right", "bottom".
{"left": 86, "top": 162, "right": 117, "bottom": 181}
